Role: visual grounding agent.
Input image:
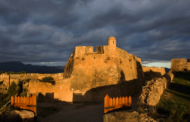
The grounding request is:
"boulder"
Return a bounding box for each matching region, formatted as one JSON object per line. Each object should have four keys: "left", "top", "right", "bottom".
{"left": 13, "top": 110, "right": 34, "bottom": 122}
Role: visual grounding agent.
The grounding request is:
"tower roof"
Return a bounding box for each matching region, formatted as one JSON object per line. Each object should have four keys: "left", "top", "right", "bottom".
{"left": 108, "top": 36, "right": 116, "bottom": 41}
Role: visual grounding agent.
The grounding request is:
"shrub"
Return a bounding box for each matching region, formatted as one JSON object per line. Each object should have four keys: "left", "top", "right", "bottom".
{"left": 41, "top": 76, "right": 55, "bottom": 85}
{"left": 6, "top": 71, "right": 27, "bottom": 75}
{"left": 0, "top": 70, "right": 4, "bottom": 74}
{"left": 7, "top": 81, "right": 17, "bottom": 96}
{"left": 17, "top": 80, "right": 23, "bottom": 94}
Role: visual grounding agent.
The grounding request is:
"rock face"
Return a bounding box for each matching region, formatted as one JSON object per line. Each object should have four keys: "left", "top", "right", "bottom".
{"left": 137, "top": 72, "right": 174, "bottom": 108}
{"left": 103, "top": 111, "right": 159, "bottom": 122}
{"left": 171, "top": 58, "right": 190, "bottom": 72}
{"left": 12, "top": 110, "right": 34, "bottom": 122}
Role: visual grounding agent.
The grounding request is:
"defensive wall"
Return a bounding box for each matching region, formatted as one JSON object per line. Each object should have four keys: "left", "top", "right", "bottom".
{"left": 143, "top": 66, "right": 166, "bottom": 76}
{"left": 171, "top": 58, "right": 190, "bottom": 72}
{"left": 137, "top": 72, "right": 174, "bottom": 112}
{"left": 0, "top": 73, "right": 63, "bottom": 87}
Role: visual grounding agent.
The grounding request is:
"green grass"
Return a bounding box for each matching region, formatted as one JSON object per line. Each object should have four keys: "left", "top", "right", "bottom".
{"left": 156, "top": 72, "right": 190, "bottom": 122}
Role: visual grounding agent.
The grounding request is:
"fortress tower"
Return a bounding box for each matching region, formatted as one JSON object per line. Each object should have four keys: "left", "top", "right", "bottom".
{"left": 108, "top": 36, "right": 116, "bottom": 57}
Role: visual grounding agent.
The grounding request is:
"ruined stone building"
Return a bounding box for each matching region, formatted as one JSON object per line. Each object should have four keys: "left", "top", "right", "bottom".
{"left": 171, "top": 58, "right": 190, "bottom": 72}
{"left": 62, "top": 36, "right": 145, "bottom": 101}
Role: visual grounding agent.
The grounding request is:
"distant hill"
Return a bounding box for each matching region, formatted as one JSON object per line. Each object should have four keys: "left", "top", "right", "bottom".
{"left": 0, "top": 61, "right": 64, "bottom": 73}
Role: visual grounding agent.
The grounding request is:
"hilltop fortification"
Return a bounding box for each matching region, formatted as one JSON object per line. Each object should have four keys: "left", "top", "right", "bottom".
{"left": 1, "top": 37, "right": 146, "bottom": 102}
{"left": 61, "top": 36, "right": 144, "bottom": 101}
{"left": 171, "top": 58, "right": 190, "bottom": 72}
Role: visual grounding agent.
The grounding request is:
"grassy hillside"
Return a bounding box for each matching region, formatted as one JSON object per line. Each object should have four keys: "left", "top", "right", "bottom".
{"left": 156, "top": 72, "right": 190, "bottom": 122}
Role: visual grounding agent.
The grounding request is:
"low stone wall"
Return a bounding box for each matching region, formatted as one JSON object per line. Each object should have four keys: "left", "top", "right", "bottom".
{"left": 137, "top": 72, "right": 174, "bottom": 108}
{"left": 0, "top": 73, "right": 63, "bottom": 89}
{"left": 171, "top": 58, "right": 190, "bottom": 72}
{"left": 143, "top": 66, "right": 166, "bottom": 76}
{"left": 28, "top": 78, "right": 73, "bottom": 102}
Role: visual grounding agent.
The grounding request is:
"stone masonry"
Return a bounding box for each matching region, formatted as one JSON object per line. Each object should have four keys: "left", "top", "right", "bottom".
{"left": 171, "top": 58, "right": 190, "bottom": 72}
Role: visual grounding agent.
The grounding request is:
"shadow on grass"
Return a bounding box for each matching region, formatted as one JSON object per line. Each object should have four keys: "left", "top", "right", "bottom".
{"left": 156, "top": 72, "right": 190, "bottom": 122}
{"left": 168, "top": 83, "right": 190, "bottom": 96}
{"left": 174, "top": 72, "right": 190, "bottom": 81}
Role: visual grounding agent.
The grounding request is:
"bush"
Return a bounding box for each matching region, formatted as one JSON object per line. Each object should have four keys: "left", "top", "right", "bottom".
{"left": 0, "top": 70, "right": 4, "bottom": 74}
{"left": 17, "top": 80, "right": 23, "bottom": 94}
{"left": 41, "top": 76, "right": 55, "bottom": 85}
{"left": 6, "top": 71, "right": 27, "bottom": 75}
{"left": 7, "top": 81, "right": 17, "bottom": 96}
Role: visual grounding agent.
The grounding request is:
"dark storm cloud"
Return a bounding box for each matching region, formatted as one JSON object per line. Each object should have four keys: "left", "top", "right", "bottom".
{"left": 0, "top": 0, "right": 190, "bottom": 66}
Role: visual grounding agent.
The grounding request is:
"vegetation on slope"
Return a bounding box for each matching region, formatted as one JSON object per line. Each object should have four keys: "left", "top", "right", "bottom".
{"left": 156, "top": 72, "right": 190, "bottom": 122}
{"left": 0, "top": 80, "right": 25, "bottom": 110}
{"left": 40, "top": 76, "right": 55, "bottom": 85}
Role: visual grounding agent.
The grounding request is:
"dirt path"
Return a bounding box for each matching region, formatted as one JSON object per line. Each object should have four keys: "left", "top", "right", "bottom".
{"left": 37, "top": 93, "right": 141, "bottom": 122}
{"left": 37, "top": 102, "right": 104, "bottom": 122}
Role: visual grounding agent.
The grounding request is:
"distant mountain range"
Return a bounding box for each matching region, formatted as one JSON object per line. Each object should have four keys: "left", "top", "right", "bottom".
{"left": 0, "top": 61, "right": 170, "bottom": 74}
{"left": 0, "top": 61, "right": 64, "bottom": 73}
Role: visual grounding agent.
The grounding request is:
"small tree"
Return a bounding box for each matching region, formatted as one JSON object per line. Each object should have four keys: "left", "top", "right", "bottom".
{"left": 41, "top": 76, "right": 55, "bottom": 85}
{"left": 7, "top": 81, "right": 17, "bottom": 96}
{"left": 17, "top": 80, "right": 23, "bottom": 94}
{"left": 0, "top": 70, "right": 4, "bottom": 74}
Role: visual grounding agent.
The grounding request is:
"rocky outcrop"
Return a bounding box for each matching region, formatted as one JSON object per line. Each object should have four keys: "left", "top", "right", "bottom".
{"left": 13, "top": 110, "right": 34, "bottom": 122}
{"left": 137, "top": 72, "right": 174, "bottom": 108}
{"left": 103, "top": 111, "right": 163, "bottom": 122}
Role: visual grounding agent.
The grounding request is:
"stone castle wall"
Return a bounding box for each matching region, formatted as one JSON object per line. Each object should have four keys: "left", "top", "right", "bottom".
{"left": 28, "top": 78, "right": 73, "bottom": 102}
{"left": 62, "top": 37, "right": 144, "bottom": 102}
{"left": 171, "top": 58, "right": 190, "bottom": 72}
{"left": 0, "top": 73, "right": 63, "bottom": 88}
{"left": 137, "top": 72, "right": 174, "bottom": 108}
{"left": 143, "top": 66, "right": 166, "bottom": 76}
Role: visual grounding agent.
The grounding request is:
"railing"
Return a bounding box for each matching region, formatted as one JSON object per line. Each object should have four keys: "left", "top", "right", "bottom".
{"left": 104, "top": 95, "right": 132, "bottom": 113}
{"left": 11, "top": 94, "right": 36, "bottom": 115}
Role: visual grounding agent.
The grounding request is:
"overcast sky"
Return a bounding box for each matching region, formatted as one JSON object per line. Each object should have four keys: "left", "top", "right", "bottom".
{"left": 0, "top": 0, "right": 190, "bottom": 68}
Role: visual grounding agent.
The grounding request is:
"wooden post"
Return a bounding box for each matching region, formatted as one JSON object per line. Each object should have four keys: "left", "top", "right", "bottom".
{"left": 104, "top": 95, "right": 109, "bottom": 113}
{"left": 129, "top": 96, "right": 132, "bottom": 107}
{"left": 15, "top": 96, "right": 18, "bottom": 107}
{"left": 20, "top": 96, "right": 22, "bottom": 109}
{"left": 109, "top": 98, "right": 113, "bottom": 111}
{"left": 116, "top": 97, "right": 118, "bottom": 106}
{"left": 26, "top": 97, "right": 29, "bottom": 110}
{"left": 125, "top": 96, "right": 128, "bottom": 107}
{"left": 11, "top": 96, "right": 14, "bottom": 107}
{"left": 112, "top": 97, "right": 115, "bottom": 107}
{"left": 121, "top": 96, "right": 124, "bottom": 106}
{"left": 23, "top": 96, "right": 26, "bottom": 109}
{"left": 119, "top": 97, "right": 121, "bottom": 105}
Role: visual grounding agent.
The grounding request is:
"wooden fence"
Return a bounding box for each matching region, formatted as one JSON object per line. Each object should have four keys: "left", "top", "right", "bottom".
{"left": 104, "top": 95, "right": 132, "bottom": 113}
{"left": 11, "top": 94, "right": 36, "bottom": 114}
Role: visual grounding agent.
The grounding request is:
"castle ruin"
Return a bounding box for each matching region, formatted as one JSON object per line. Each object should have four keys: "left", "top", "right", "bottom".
{"left": 0, "top": 36, "right": 166, "bottom": 102}
{"left": 171, "top": 58, "right": 190, "bottom": 72}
